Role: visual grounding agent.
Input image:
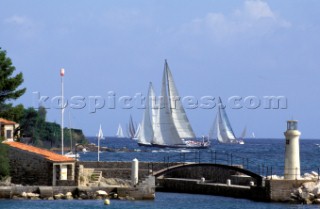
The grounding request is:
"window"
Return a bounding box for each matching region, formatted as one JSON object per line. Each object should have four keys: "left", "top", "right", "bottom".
{"left": 6, "top": 130, "right": 12, "bottom": 139}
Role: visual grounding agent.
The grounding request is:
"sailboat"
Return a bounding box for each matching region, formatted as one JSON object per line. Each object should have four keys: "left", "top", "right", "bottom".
{"left": 212, "top": 98, "right": 244, "bottom": 144}
{"left": 251, "top": 132, "right": 255, "bottom": 138}
{"left": 127, "top": 115, "right": 136, "bottom": 139}
{"left": 116, "top": 124, "right": 125, "bottom": 138}
{"left": 146, "top": 60, "right": 210, "bottom": 149}
{"left": 137, "top": 82, "right": 155, "bottom": 147}
{"left": 97, "top": 124, "right": 104, "bottom": 162}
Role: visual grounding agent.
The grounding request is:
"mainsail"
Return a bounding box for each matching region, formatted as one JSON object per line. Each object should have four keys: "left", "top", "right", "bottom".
{"left": 152, "top": 66, "right": 183, "bottom": 145}
{"left": 216, "top": 99, "right": 237, "bottom": 144}
{"left": 138, "top": 82, "right": 155, "bottom": 145}
{"left": 165, "top": 61, "right": 196, "bottom": 139}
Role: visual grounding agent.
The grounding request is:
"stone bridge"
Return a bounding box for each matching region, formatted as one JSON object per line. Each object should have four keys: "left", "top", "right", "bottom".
{"left": 153, "top": 162, "right": 264, "bottom": 187}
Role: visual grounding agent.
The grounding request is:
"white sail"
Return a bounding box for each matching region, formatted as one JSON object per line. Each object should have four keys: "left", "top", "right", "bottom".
{"left": 133, "top": 123, "right": 141, "bottom": 139}
{"left": 128, "top": 115, "right": 136, "bottom": 138}
{"left": 98, "top": 124, "right": 104, "bottom": 140}
{"left": 216, "top": 99, "right": 237, "bottom": 144}
{"left": 165, "top": 61, "right": 196, "bottom": 139}
{"left": 241, "top": 126, "right": 247, "bottom": 139}
{"left": 97, "top": 124, "right": 103, "bottom": 162}
{"left": 138, "top": 82, "right": 154, "bottom": 144}
{"left": 116, "top": 124, "right": 124, "bottom": 138}
{"left": 150, "top": 81, "right": 157, "bottom": 133}
{"left": 152, "top": 67, "right": 183, "bottom": 145}
{"left": 208, "top": 115, "right": 217, "bottom": 140}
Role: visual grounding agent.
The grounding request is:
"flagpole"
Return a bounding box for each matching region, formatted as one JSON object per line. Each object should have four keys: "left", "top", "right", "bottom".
{"left": 60, "top": 68, "right": 65, "bottom": 155}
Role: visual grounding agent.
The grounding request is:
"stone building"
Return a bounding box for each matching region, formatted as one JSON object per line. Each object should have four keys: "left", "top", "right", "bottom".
{"left": 0, "top": 118, "right": 19, "bottom": 141}
{"left": 4, "top": 141, "right": 76, "bottom": 186}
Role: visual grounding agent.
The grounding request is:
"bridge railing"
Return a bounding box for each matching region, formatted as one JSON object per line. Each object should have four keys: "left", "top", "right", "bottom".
{"left": 161, "top": 150, "right": 273, "bottom": 177}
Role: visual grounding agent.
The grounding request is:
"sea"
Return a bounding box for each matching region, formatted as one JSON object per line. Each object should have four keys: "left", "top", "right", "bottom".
{"left": 1, "top": 137, "right": 320, "bottom": 209}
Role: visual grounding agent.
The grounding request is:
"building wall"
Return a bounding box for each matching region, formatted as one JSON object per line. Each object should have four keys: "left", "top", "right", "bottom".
{"left": 8, "top": 147, "right": 53, "bottom": 186}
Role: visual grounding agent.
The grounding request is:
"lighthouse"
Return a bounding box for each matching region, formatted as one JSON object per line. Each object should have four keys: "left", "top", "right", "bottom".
{"left": 284, "top": 120, "right": 301, "bottom": 180}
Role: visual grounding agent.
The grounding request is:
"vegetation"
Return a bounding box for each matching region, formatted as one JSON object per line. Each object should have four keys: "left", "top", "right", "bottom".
{"left": 18, "top": 106, "right": 87, "bottom": 148}
{"left": 0, "top": 142, "right": 10, "bottom": 178}
{"left": 0, "top": 48, "right": 26, "bottom": 104}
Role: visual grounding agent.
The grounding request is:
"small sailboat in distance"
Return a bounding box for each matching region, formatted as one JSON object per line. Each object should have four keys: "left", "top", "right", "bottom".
{"left": 97, "top": 124, "right": 104, "bottom": 162}
{"left": 127, "top": 115, "right": 136, "bottom": 139}
{"left": 116, "top": 124, "right": 125, "bottom": 138}
{"left": 212, "top": 98, "right": 244, "bottom": 144}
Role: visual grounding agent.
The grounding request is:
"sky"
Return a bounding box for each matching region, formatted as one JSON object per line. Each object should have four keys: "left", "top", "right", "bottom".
{"left": 1, "top": 0, "right": 320, "bottom": 138}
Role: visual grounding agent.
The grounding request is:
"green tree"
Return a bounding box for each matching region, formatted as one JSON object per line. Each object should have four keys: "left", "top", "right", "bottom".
{"left": 0, "top": 48, "right": 26, "bottom": 105}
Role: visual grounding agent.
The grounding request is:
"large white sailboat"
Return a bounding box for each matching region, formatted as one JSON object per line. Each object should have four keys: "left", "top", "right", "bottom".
{"left": 138, "top": 60, "right": 210, "bottom": 149}
{"left": 211, "top": 98, "right": 244, "bottom": 144}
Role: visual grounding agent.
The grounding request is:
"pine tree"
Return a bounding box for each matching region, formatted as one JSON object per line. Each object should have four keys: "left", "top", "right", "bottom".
{"left": 0, "top": 48, "right": 26, "bottom": 104}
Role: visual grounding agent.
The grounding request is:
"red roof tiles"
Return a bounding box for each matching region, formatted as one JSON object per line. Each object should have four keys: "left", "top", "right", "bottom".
{"left": 4, "top": 142, "right": 75, "bottom": 162}
{"left": 0, "top": 118, "right": 17, "bottom": 125}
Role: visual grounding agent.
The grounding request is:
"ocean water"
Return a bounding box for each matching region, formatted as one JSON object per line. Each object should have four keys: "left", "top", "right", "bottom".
{"left": 1, "top": 137, "right": 320, "bottom": 209}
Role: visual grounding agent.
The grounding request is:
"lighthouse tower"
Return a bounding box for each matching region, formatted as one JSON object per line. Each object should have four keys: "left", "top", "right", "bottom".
{"left": 284, "top": 120, "right": 301, "bottom": 180}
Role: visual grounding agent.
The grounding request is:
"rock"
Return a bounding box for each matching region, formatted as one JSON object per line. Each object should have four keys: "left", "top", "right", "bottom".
{"left": 300, "top": 191, "right": 310, "bottom": 200}
{"left": 21, "top": 192, "right": 27, "bottom": 198}
{"left": 302, "top": 182, "right": 316, "bottom": 193}
{"left": 313, "top": 198, "right": 320, "bottom": 204}
{"left": 79, "top": 192, "right": 88, "bottom": 199}
{"left": 96, "top": 190, "right": 108, "bottom": 196}
{"left": 290, "top": 193, "right": 298, "bottom": 200}
{"left": 109, "top": 192, "right": 118, "bottom": 199}
{"left": 311, "top": 171, "right": 318, "bottom": 177}
{"left": 54, "top": 193, "right": 64, "bottom": 200}
{"left": 26, "top": 192, "right": 40, "bottom": 198}
{"left": 64, "top": 192, "right": 73, "bottom": 200}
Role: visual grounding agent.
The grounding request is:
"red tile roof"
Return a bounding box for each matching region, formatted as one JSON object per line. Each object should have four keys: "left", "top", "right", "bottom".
{"left": 0, "top": 118, "right": 17, "bottom": 125}
{"left": 4, "top": 142, "right": 75, "bottom": 162}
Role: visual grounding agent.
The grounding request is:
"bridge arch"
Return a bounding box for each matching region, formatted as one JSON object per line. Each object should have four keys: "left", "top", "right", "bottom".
{"left": 153, "top": 163, "right": 264, "bottom": 186}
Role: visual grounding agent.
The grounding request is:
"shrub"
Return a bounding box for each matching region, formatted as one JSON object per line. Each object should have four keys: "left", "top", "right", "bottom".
{"left": 0, "top": 143, "right": 10, "bottom": 178}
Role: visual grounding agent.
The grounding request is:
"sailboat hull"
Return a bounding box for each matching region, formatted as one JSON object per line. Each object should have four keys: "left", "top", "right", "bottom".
{"left": 137, "top": 142, "right": 153, "bottom": 147}
{"left": 151, "top": 143, "right": 210, "bottom": 149}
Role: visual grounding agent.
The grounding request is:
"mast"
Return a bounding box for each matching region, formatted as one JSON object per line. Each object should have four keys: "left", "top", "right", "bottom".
{"left": 60, "top": 68, "right": 65, "bottom": 155}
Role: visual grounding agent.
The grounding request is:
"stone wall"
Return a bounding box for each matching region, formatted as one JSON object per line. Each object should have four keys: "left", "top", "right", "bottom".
{"left": 78, "top": 161, "right": 178, "bottom": 180}
{"left": 8, "top": 147, "right": 53, "bottom": 186}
